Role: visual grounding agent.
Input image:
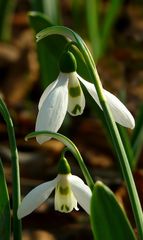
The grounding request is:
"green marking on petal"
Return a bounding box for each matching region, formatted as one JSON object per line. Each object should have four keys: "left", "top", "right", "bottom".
{"left": 60, "top": 204, "right": 70, "bottom": 212}
{"left": 65, "top": 205, "right": 70, "bottom": 211}
{"left": 61, "top": 205, "right": 64, "bottom": 211}
{"left": 59, "top": 186, "right": 69, "bottom": 195}
{"left": 69, "top": 86, "right": 81, "bottom": 97}
{"left": 72, "top": 104, "right": 81, "bottom": 115}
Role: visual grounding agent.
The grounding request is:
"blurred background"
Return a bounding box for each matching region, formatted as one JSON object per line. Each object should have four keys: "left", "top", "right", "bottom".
{"left": 0, "top": 0, "right": 143, "bottom": 239}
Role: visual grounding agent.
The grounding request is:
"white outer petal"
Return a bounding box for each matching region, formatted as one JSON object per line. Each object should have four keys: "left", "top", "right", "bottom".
{"left": 68, "top": 175, "right": 92, "bottom": 214}
{"left": 35, "top": 73, "right": 69, "bottom": 144}
{"left": 17, "top": 177, "right": 58, "bottom": 219}
{"left": 103, "top": 90, "right": 135, "bottom": 129}
{"left": 77, "top": 74, "right": 99, "bottom": 104}
{"left": 78, "top": 74, "right": 135, "bottom": 129}
{"left": 38, "top": 78, "right": 59, "bottom": 110}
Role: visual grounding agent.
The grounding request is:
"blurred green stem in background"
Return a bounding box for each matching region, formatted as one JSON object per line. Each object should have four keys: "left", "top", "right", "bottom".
{"left": 0, "top": 98, "right": 22, "bottom": 240}
{"left": 85, "top": 0, "right": 123, "bottom": 61}
{"left": 30, "top": 0, "right": 62, "bottom": 25}
{"left": 85, "top": 0, "right": 101, "bottom": 62}
{"left": 0, "top": 0, "right": 16, "bottom": 41}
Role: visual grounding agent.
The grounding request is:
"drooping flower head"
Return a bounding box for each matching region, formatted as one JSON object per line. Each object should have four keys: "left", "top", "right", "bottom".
{"left": 36, "top": 51, "right": 135, "bottom": 144}
{"left": 17, "top": 156, "right": 92, "bottom": 219}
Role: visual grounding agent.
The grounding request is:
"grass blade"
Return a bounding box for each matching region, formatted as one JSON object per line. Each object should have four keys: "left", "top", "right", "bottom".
{"left": 0, "top": 159, "right": 11, "bottom": 240}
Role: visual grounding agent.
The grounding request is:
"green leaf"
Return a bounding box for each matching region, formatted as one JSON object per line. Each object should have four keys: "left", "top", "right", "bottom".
{"left": 42, "top": 0, "right": 62, "bottom": 25}
{"left": 25, "top": 131, "right": 94, "bottom": 190}
{"left": 29, "top": 14, "right": 91, "bottom": 88}
{"left": 101, "top": 0, "right": 123, "bottom": 54}
{"left": 30, "top": 0, "right": 61, "bottom": 25}
{"left": 90, "top": 181, "right": 136, "bottom": 240}
{"left": 0, "top": 159, "right": 11, "bottom": 240}
{"left": 118, "top": 125, "right": 134, "bottom": 170}
{"left": 131, "top": 104, "right": 143, "bottom": 163}
{"left": 85, "top": 0, "right": 101, "bottom": 61}
{"left": 28, "top": 11, "right": 67, "bottom": 88}
{"left": 28, "top": 11, "right": 53, "bottom": 34}
{"left": 0, "top": 0, "right": 16, "bottom": 41}
{"left": 0, "top": 97, "right": 22, "bottom": 240}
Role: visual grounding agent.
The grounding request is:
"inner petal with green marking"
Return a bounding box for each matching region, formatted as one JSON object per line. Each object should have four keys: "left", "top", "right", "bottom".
{"left": 54, "top": 174, "right": 78, "bottom": 213}
{"left": 68, "top": 72, "right": 85, "bottom": 116}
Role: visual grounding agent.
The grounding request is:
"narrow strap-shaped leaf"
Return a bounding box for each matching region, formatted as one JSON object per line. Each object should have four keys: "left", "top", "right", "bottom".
{"left": 42, "top": 0, "right": 62, "bottom": 25}
{"left": 0, "top": 0, "right": 16, "bottom": 41}
{"left": 131, "top": 104, "right": 143, "bottom": 164}
{"left": 101, "top": 0, "right": 123, "bottom": 54}
{"left": 28, "top": 11, "right": 53, "bottom": 34}
{"left": 91, "top": 181, "right": 136, "bottom": 240}
{"left": 85, "top": 0, "right": 101, "bottom": 61}
{"left": 0, "top": 159, "right": 11, "bottom": 240}
{"left": 30, "top": 0, "right": 61, "bottom": 25}
{"left": 28, "top": 12, "right": 91, "bottom": 89}
{"left": 28, "top": 11, "right": 68, "bottom": 88}
{"left": 0, "top": 98, "right": 22, "bottom": 240}
{"left": 118, "top": 125, "right": 134, "bottom": 170}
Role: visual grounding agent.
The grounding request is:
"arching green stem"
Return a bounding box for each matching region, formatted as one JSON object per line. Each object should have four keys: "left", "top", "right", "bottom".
{"left": 36, "top": 26, "right": 143, "bottom": 239}
{"left": 26, "top": 131, "right": 94, "bottom": 191}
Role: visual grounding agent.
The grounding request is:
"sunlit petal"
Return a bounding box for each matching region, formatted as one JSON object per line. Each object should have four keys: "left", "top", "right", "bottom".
{"left": 78, "top": 74, "right": 135, "bottom": 129}
{"left": 68, "top": 72, "right": 85, "bottom": 116}
{"left": 36, "top": 73, "right": 69, "bottom": 144}
{"left": 38, "top": 78, "right": 59, "bottom": 110}
{"left": 103, "top": 90, "right": 135, "bottom": 129}
{"left": 17, "top": 177, "right": 58, "bottom": 219}
{"left": 77, "top": 74, "right": 100, "bottom": 103}
{"left": 68, "top": 175, "right": 92, "bottom": 214}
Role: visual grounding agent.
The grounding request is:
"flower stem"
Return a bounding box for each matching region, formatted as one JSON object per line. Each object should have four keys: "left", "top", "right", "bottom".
{"left": 36, "top": 25, "right": 143, "bottom": 239}
{"left": 77, "top": 42, "right": 143, "bottom": 239}
{"left": 0, "top": 98, "right": 22, "bottom": 240}
{"left": 26, "top": 132, "right": 94, "bottom": 191}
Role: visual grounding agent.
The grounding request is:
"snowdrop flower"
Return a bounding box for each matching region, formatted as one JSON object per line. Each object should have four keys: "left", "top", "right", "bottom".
{"left": 36, "top": 51, "right": 135, "bottom": 144}
{"left": 18, "top": 157, "right": 92, "bottom": 219}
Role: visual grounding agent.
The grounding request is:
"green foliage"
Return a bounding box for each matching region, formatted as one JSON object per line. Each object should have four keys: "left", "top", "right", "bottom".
{"left": 131, "top": 104, "right": 143, "bottom": 164}
{"left": 85, "top": 0, "right": 123, "bottom": 61}
{"left": 118, "top": 103, "right": 143, "bottom": 171}
{"left": 0, "top": 159, "right": 11, "bottom": 240}
{"left": 0, "top": 98, "right": 22, "bottom": 240}
{"left": 26, "top": 131, "right": 94, "bottom": 190}
{"left": 29, "top": 11, "right": 67, "bottom": 89}
{"left": 90, "top": 182, "right": 136, "bottom": 240}
{"left": 0, "top": 0, "right": 16, "bottom": 41}
{"left": 118, "top": 126, "right": 134, "bottom": 169}
{"left": 29, "top": 12, "right": 91, "bottom": 89}
{"left": 30, "top": 0, "right": 61, "bottom": 24}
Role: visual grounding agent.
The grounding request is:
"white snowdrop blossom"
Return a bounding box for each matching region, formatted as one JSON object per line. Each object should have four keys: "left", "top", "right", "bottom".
{"left": 35, "top": 52, "right": 135, "bottom": 144}
{"left": 17, "top": 173, "right": 92, "bottom": 219}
